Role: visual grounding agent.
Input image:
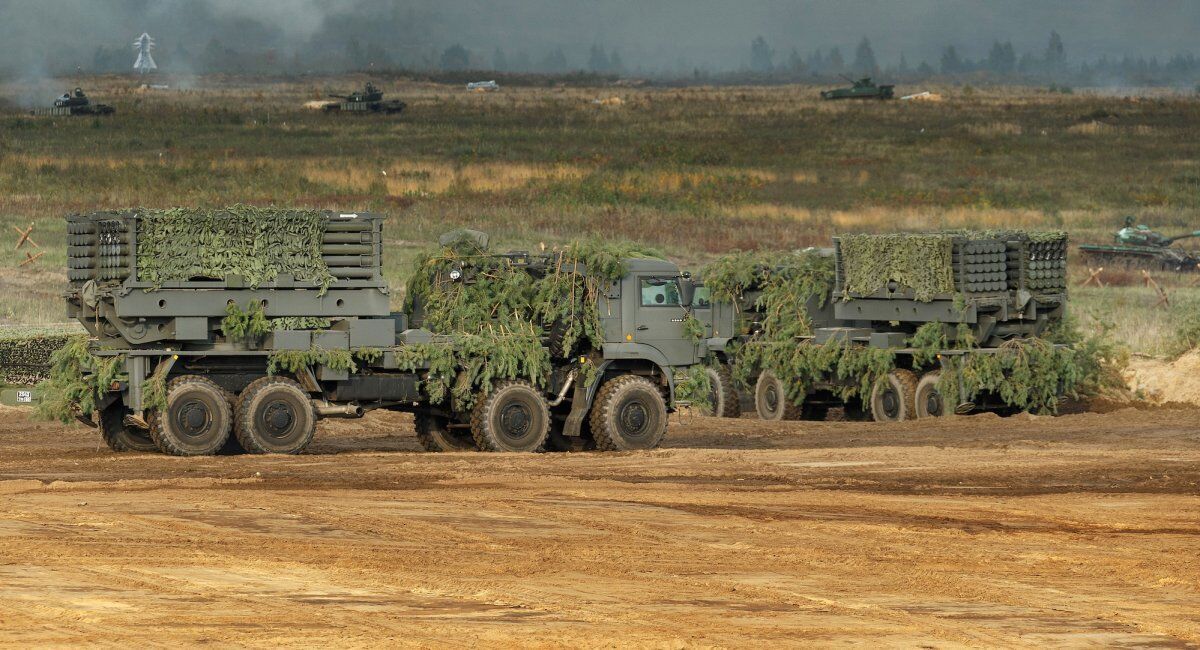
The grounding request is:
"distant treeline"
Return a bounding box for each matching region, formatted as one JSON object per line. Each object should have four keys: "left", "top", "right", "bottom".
{"left": 21, "top": 29, "right": 1200, "bottom": 88}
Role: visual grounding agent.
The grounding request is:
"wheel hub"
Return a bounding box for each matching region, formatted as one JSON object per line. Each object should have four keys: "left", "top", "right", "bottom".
{"left": 925, "top": 392, "right": 943, "bottom": 416}
{"left": 619, "top": 400, "right": 648, "bottom": 436}
{"left": 881, "top": 389, "right": 900, "bottom": 418}
{"left": 176, "top": 400, "right": 211, "bottom": 438}
{"left": 764, "top": 385, "right": 779, "bottom": 412}
{"left": 261, "top": 400, "right": 296, "bottom": 439}
{"left": 499, "top": 403, "right": 532, "bottom": 439}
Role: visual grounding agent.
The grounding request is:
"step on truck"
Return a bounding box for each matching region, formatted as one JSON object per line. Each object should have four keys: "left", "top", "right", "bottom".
{"left": 694, "top": 232, "right": 1070, "bottom": 421}
{"left": 63, "top": 210, "right": 703, "bottom": 455}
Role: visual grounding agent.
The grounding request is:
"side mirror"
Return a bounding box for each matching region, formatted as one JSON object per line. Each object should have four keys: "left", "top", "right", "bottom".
{"left": 678, "top": 277, "right": 696, "bottom": 308}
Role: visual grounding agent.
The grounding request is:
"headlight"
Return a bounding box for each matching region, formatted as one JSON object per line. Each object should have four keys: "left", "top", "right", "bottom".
{"left": 448, "top": 269, "right": 462, "bottom": 281}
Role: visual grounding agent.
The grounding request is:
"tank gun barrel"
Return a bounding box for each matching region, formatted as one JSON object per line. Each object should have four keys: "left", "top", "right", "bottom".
{"left": 1166, "top": 230, "right": 1200, "bottom": 245}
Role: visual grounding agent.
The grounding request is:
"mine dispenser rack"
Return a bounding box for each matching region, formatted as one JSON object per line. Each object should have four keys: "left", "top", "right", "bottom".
{"left": 65, "top": 210, "right": 391, "bottom": 348}
{"left": 831, "top": 232, "right": 1067, "bottom": 345}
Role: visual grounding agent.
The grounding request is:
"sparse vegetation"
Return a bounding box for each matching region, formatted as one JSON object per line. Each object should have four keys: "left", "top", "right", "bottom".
{"left": 2, "top": 76, "right": 1199, "bottom": 357}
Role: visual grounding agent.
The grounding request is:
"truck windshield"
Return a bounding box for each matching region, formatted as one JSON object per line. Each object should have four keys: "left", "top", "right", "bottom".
{"left": 640, "top": 277, "right": 681, "bottom": 306}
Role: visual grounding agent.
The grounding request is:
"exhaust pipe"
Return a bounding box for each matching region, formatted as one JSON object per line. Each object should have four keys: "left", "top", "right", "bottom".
{"left": 314, "top": 402, "right": 364, "bottom": 418}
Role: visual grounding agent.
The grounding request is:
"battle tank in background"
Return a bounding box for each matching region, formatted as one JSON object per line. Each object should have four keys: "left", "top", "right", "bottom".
{"left": 32, "top": 88, "right": 115, "bottom": 116}
{"left": 323, "top": 82, "right": 407, "bottom": 114}
{"left": 1078, "top": 216, "right": 1200, "bottom": 272}
{"left": 820, "top": 76, "right": 895, "bottom": 100}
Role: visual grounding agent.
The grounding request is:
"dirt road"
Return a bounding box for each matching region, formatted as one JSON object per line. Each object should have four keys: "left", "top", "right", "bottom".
{"left": 0, "top": 406, "right": 1197, "bottom": 647}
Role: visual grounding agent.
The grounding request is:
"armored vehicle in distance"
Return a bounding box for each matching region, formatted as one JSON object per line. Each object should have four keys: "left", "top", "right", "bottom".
{"left": 820, "top": 76, "right": 895, "bottom": 100}
{"left": 36, "top": 88, "right": 115, "bottom": 116}
{"left": 325, "top": 82, "right": 407, "bottom": 114}
{"left": 1079, "top": 216, "right": 1200, "bottom": 272}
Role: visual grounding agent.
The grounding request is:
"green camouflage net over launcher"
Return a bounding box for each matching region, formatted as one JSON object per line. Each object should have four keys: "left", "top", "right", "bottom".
{"left": 135, "top": 206, "right": 335, "bottom": 290}
{"left": 839, "top": 233, "right": 956, "bottom": 302}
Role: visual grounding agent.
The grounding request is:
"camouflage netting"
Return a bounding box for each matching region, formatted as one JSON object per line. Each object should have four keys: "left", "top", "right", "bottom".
{"left": 402, "top": 235, "right": 665, "bottom": 410}
{"left": 0, "top": 330, "right": 78, "bottom": 385}
{"left": 703, "top": 245, "right": 1100, "bottom": 414}
{"left": 839, "top": 233, "right": 955, "bottom": 302}
{"left": 36, "top": 336, "right": 124, "bottom": 423}
{"left": 135, "top": 205, "right": 334, "bottom": 290}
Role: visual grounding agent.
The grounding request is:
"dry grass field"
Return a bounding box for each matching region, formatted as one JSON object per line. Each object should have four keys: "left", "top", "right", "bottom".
{"left": 1, "top": 79, "right": 1199, "bottom": 358}
{"left": 3, "top": 75, "right": 1200, "bottom": 353}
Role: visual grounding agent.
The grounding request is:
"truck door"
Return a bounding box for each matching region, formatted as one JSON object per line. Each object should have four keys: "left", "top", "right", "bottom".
{"left": 632, "top": 275, "right": 697, "bottom": 366}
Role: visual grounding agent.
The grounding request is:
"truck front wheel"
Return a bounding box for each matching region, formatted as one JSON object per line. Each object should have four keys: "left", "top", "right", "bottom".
{"left": 471, "top": 380, "right": 551, "bottom": 452}
{"left": 149, "top": 376, "right": 233, "bottom": 456}
{"left": 234, "top": 377, "right": 317, "bottom": 454}
{"left": 415, "top": 413, "right": 477, "bottom": 452}
{"left": 869, "top": 369, "right": 918, "bottom": 422}
{"left": 589, "top": 375, "right": 668, "bottom": 451}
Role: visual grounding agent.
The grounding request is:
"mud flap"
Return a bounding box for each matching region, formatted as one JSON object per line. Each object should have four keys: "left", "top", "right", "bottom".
{"left": 562, "top": 381, "right": 590, "bottom": 438}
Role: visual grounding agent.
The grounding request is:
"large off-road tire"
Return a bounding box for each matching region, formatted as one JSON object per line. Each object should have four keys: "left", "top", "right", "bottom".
{"left": 99, "top": 404, "right": 158, "bottom": 453}
{"left": 149, "top": 376, "right": 233, "bottom": 456}
{"left": 754, "top": 370, "right": 803, "bottom": 421}
{"left": 589, "top": 375, "right": 668, "bottom": 451}
{"left": 415, "top": 413, "right": 477, "bottom": 452}
{"left": 914, "top": 372, "right": 947, "bottom": 418}
{"left": 233, "top": 376, "right": 317, "bottom": 454}
{"left": 704, "top": 365, "right": 742, "bottom": 418}
{"left": 471, "top": 380, "right": 551, "bottom": 453}
{"left": 869, "top": 369, "right": 919, "bottom": 422}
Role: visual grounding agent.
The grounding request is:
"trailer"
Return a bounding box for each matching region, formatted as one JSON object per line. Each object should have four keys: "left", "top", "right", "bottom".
{"left": 695, "top": 232, "right": 1072, "bottom": 421}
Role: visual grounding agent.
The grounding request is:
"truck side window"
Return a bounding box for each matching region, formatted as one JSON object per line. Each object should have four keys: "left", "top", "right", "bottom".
{"left": 693, "top": 286, "right": 711, "bottom": 309}
{"left": 640, "top": 277, "right": 680, "bottom": 307}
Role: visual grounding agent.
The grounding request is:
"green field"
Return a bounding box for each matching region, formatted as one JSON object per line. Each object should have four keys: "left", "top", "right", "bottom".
{"left": 2, "top": 75, "right": 1198, "bottom": 353}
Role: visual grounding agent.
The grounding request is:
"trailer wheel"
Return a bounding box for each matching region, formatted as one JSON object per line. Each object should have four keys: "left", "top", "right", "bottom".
{"left": 149, "top": 376, "right": 233, "bottom": 456}
{"left": 471, "top": 380, "right": 550, "bottom": 452}
{"left": 99, "top": 404, "right": 158, "bottom": 453}
{"left": 869, "top": 369, "right": 919, "bottom": 422}
{"left": 704, "top": 365, "right": 742, "bottom": 418}
{"left": 589, "top": 375, "right": 668, "bottom": 451}
{"left": 415, "top": 413, "right": 477, "bottom": 452}
{"left": 234, "top": 377, "right": 317, "bottom": 454}
{"left": 754, "top": 370, "right": 802, "bottom": 421}
{"left": 914, "top": 372, "right": 947, "bottom": 418}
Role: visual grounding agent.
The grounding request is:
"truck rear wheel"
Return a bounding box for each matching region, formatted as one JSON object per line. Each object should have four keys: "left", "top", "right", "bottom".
{"left": 415, "top": 413, "right": 477, "bottom": 452}
{"left": 100, "top": 404, "right": 158, "bottom": 452}
{"left": 915, "top": 372, "right": 946, "bottom": 418}
{"left": 589, "top": 375, "right": 668, "bottom": 451}
{"left": 149, "top": 376, "right": 233, "bottom": 456}
{"left": 705, "top": 365, "right": 741, "bottom": 418}
{"left": 869, "top": 369, "right": 918, "bottom": 422}
{"left": 471, "top": 380, "right": 550, "bottom": 452}
{"left": 754, "top": 370, "right": 802, "bottom": 421}
{"left": 234, "top": 377, "right": 317, "bottom": 454}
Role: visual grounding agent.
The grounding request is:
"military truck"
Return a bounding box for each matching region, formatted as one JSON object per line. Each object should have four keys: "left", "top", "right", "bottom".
{"left": 1078, "top": 216, "right": 1200, "bottom": 272}
{"left": 33, "top": 88, "right": 115, "bottom": 116}
{"left": 405, "top": 237, "right": 700, "bottom": 455}
{"left": 820, "top": 76, "right": 895, "bottom": 100}
{"left": 324, "top": 82, "right": 407, "bottom": 114}
{"left": 63, "top": 210, "right": 700, "bottom": 455}
{"left": 694, "top": 232, "right": 1070, "bottom": 421}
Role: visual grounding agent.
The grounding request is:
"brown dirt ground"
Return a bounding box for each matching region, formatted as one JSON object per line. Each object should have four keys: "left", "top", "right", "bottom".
{"left": 0, "top": 406, "right": 1197, "bottom": 647}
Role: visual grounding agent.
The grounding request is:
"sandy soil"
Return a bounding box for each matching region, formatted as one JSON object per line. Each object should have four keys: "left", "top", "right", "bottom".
{"left": 0, "top": 406, "right": 1197, "bottom": 647}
